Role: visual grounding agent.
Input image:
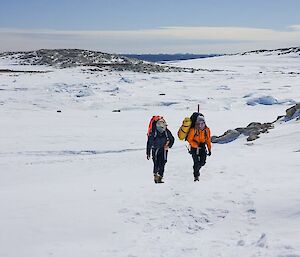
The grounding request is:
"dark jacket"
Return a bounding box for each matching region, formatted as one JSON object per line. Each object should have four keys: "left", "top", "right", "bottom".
{"left": 146, "top": 128, "right": 174, "bottom": 156}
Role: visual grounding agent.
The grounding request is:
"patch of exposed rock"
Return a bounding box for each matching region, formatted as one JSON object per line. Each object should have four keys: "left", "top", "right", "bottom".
{"left": 285, "top": 103, "right": 300, "bottom": 119}
{"left": 0, "top": 49, "right": 199, "bottom": 73}
{"left": 239, "top": 46, "right": 300, "bottom": 56}
{"left": 212, "top": 104, "right": 299, "bottom": 144}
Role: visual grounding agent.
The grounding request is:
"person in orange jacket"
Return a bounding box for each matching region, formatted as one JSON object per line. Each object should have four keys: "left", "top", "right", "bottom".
{"left": 187, "top": 115, "right": 212, "bottom": 181}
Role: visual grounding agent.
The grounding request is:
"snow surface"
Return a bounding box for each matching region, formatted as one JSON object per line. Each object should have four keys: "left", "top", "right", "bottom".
{"left": 0, "top": 52, "right": 300, "bottom": 257}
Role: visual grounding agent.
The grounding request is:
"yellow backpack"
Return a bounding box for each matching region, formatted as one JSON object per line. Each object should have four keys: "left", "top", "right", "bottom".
{"left": 178, "top": 117, "right": 192, "bottom": 140}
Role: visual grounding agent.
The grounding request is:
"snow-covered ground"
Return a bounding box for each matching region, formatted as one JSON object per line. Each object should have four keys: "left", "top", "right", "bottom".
{"left": 0, "top": 52, "right": 299, "bottom": 257}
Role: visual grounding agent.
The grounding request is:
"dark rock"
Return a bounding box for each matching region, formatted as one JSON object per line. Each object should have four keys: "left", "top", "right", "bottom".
{"left": 237, "top": 122, "right": 274, "bottom": 136}
{"left": 112, "top": 109, "right": 121, "bottom": 112}
{"left": 247, "top": 122, "right": 262, "bottom": 128}
{"left": 211, "top": 129, "right": 241, "bottom": 144}
{"left": 236, "top": 127, "right": 258, "bottom": 136}
{"left": 250, "top": 130, "right": 260, "bottom": 136}
{"left": 286, "top": 103, "right": 300, "bottom": 117}
{"left": 247, "top": 133, "right": 260, "bottom": 141}
{"left": 262, "top": 123, "right": 274, "bottom": 129}
{"left": 57, "top": 110, "right": 61, "bottom": 113}
{"left": 273, "top": 115, "right": 285, "bottom": 122}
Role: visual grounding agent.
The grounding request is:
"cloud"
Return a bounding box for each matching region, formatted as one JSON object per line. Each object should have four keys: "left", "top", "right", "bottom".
{"left": 1, "top": 25, "right": 300, "bottom": 53}
{"left": 288, "top": 24, "right": 300, "bottom": 31}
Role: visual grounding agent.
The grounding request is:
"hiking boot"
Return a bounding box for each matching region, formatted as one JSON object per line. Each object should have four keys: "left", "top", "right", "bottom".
{"left": 154, "top": 174, "right": 159, "bottom": 183}
{"left": 194, "top": 176, "right": 199, "bottom": 182}
{"left": 157, "top": 175, "right": 164, "bottom": 183}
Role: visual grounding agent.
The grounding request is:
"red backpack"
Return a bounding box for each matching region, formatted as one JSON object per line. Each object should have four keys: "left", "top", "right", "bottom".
{"left": 147, "top": 116, "right": 163, "bottom": 136}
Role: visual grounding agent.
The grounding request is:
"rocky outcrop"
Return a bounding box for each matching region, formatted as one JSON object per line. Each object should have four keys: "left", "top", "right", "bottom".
{"left": 285, "top": 103, "right": 300, "bottom": 118}
{"left": 240, "top": 47, "right": 300, "bottom": 56}
{"left": 211, "top": 122, "right": 274, "bottom": 144}
{"left": 0, "top": 49, "right": 197, "bottom": 73}
{"left": 211, "top": 130, "right": 240, "bottom": 144}
{"left": 212, "top": 104, "right": 299, "bottom": 144}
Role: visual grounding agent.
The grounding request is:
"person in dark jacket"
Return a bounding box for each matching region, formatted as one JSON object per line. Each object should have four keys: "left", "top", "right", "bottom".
{"left": 147, "top": 118, "right": 175, "bottom": 183}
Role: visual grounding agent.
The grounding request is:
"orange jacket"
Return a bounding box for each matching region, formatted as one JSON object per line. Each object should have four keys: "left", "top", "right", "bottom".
{"left": 187, "top": 127, "right": 211, "bottom": 151}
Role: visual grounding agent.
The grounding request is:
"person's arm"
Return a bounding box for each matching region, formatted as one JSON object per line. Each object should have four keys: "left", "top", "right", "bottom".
{"left": 167, "top": 129, "right": 175, "bottom": 148}
{"left": 206, "top": 128, "right": 212, "bottom": 154}
{"left": 146, "top": 132, "right": 154, "bottom": 157}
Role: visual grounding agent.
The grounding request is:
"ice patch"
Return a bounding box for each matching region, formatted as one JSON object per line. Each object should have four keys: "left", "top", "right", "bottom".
{"left": 120, "top": 77, "right": 134, "bottom": 83}
{"left": 76, "top": 89, "right": 92, "bottom": 98}
{"left": 49, "top": 83, "right": 94, "bottom": 98}
{"left": 247, "top": 96, "right": 278, "bottom": 105}
{"left": 143, "top": 101, "right": 180, "bottom": 107}
{"left": 216, "top": 85, "right": 231, "bottom": 90}
{"left": 247, "top": 96, "right": 296, "bottom": 106}
{"left": 159, "top": 101, "right": 179, "bottom": 107}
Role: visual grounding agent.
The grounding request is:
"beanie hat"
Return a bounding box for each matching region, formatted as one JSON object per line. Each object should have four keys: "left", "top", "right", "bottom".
{"left": 196, "top": 115, "right": 205, "bottom": 123}
{"left": 156, "top": 119, "right": 167, "bottom": 133}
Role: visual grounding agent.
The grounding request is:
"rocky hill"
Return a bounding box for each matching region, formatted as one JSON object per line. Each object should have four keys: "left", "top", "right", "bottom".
{"left": 239, "top": 46, "right": 300, "bottom": 56}
{"left": 0, "top": 49, "right": 195, "bottom": 73}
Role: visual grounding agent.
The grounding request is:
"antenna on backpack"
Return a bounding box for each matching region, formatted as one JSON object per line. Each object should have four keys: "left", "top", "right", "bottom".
{"left": 197, "top": 104, "right": 200, "bottom": 113}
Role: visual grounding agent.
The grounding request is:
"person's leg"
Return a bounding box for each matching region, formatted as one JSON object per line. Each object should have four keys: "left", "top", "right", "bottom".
{"left": 192, "top": 152, "right": 201, "bottom": 178}
{"left": 153, "top": 149, "right": 166, "bottom": 183}
{"left": 157, "top": 149, "right": 165, "bottom": 177}
{"left": 152, "top": 149, "right": 159, "bottom": 183}
{"left": 199, "top": 149, "right": 207, "bottom": 167}
{"left": 152, "top": 149, "right": 158, "bottom": 173}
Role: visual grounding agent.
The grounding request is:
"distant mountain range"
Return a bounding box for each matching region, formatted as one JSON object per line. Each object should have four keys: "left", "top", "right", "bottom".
{"left": 124, "top": 47, "right": 300, "bottom": 62}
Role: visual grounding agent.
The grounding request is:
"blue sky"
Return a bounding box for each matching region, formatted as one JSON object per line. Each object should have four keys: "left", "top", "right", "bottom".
{"left": 1, "top": 0, "right": 300, "bottom": 53}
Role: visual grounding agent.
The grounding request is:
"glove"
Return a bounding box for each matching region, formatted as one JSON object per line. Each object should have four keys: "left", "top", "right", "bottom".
{"left": 207, "top": 151, "right": 211, "bottom": 156}
{"left": 147, "top": 155, "right": 150, "bottom": 160}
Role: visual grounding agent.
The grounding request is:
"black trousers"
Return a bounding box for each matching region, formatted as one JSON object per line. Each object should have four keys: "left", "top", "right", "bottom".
{"left": 152, "top": 148, "right": 168, "bottom": 177}
{"left": 190, "top": 146, "right": 207, "bottom": 178}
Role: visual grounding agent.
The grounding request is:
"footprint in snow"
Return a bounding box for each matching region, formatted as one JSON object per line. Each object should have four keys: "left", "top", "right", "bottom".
{"left": 256, "top": 233, "right": 267, "bottom": 248}
{"left": 118, "top": 208, "right": 129, "bottom": 214}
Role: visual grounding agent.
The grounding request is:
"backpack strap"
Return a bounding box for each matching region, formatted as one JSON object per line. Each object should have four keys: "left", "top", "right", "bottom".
{"left": 194, "top": 129, "right": 198, "bottom": 138}
{"left": 193, "top": 128, "right": 207, "bottom": 146}
{"left": 154, "top": 129, "right": 157, "bottom": 139}
{"left": 204, "top": 128, "right": 208, "bottom": 140}
{"left": 165, "top": 130, "right": 169, "bottom": 140}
